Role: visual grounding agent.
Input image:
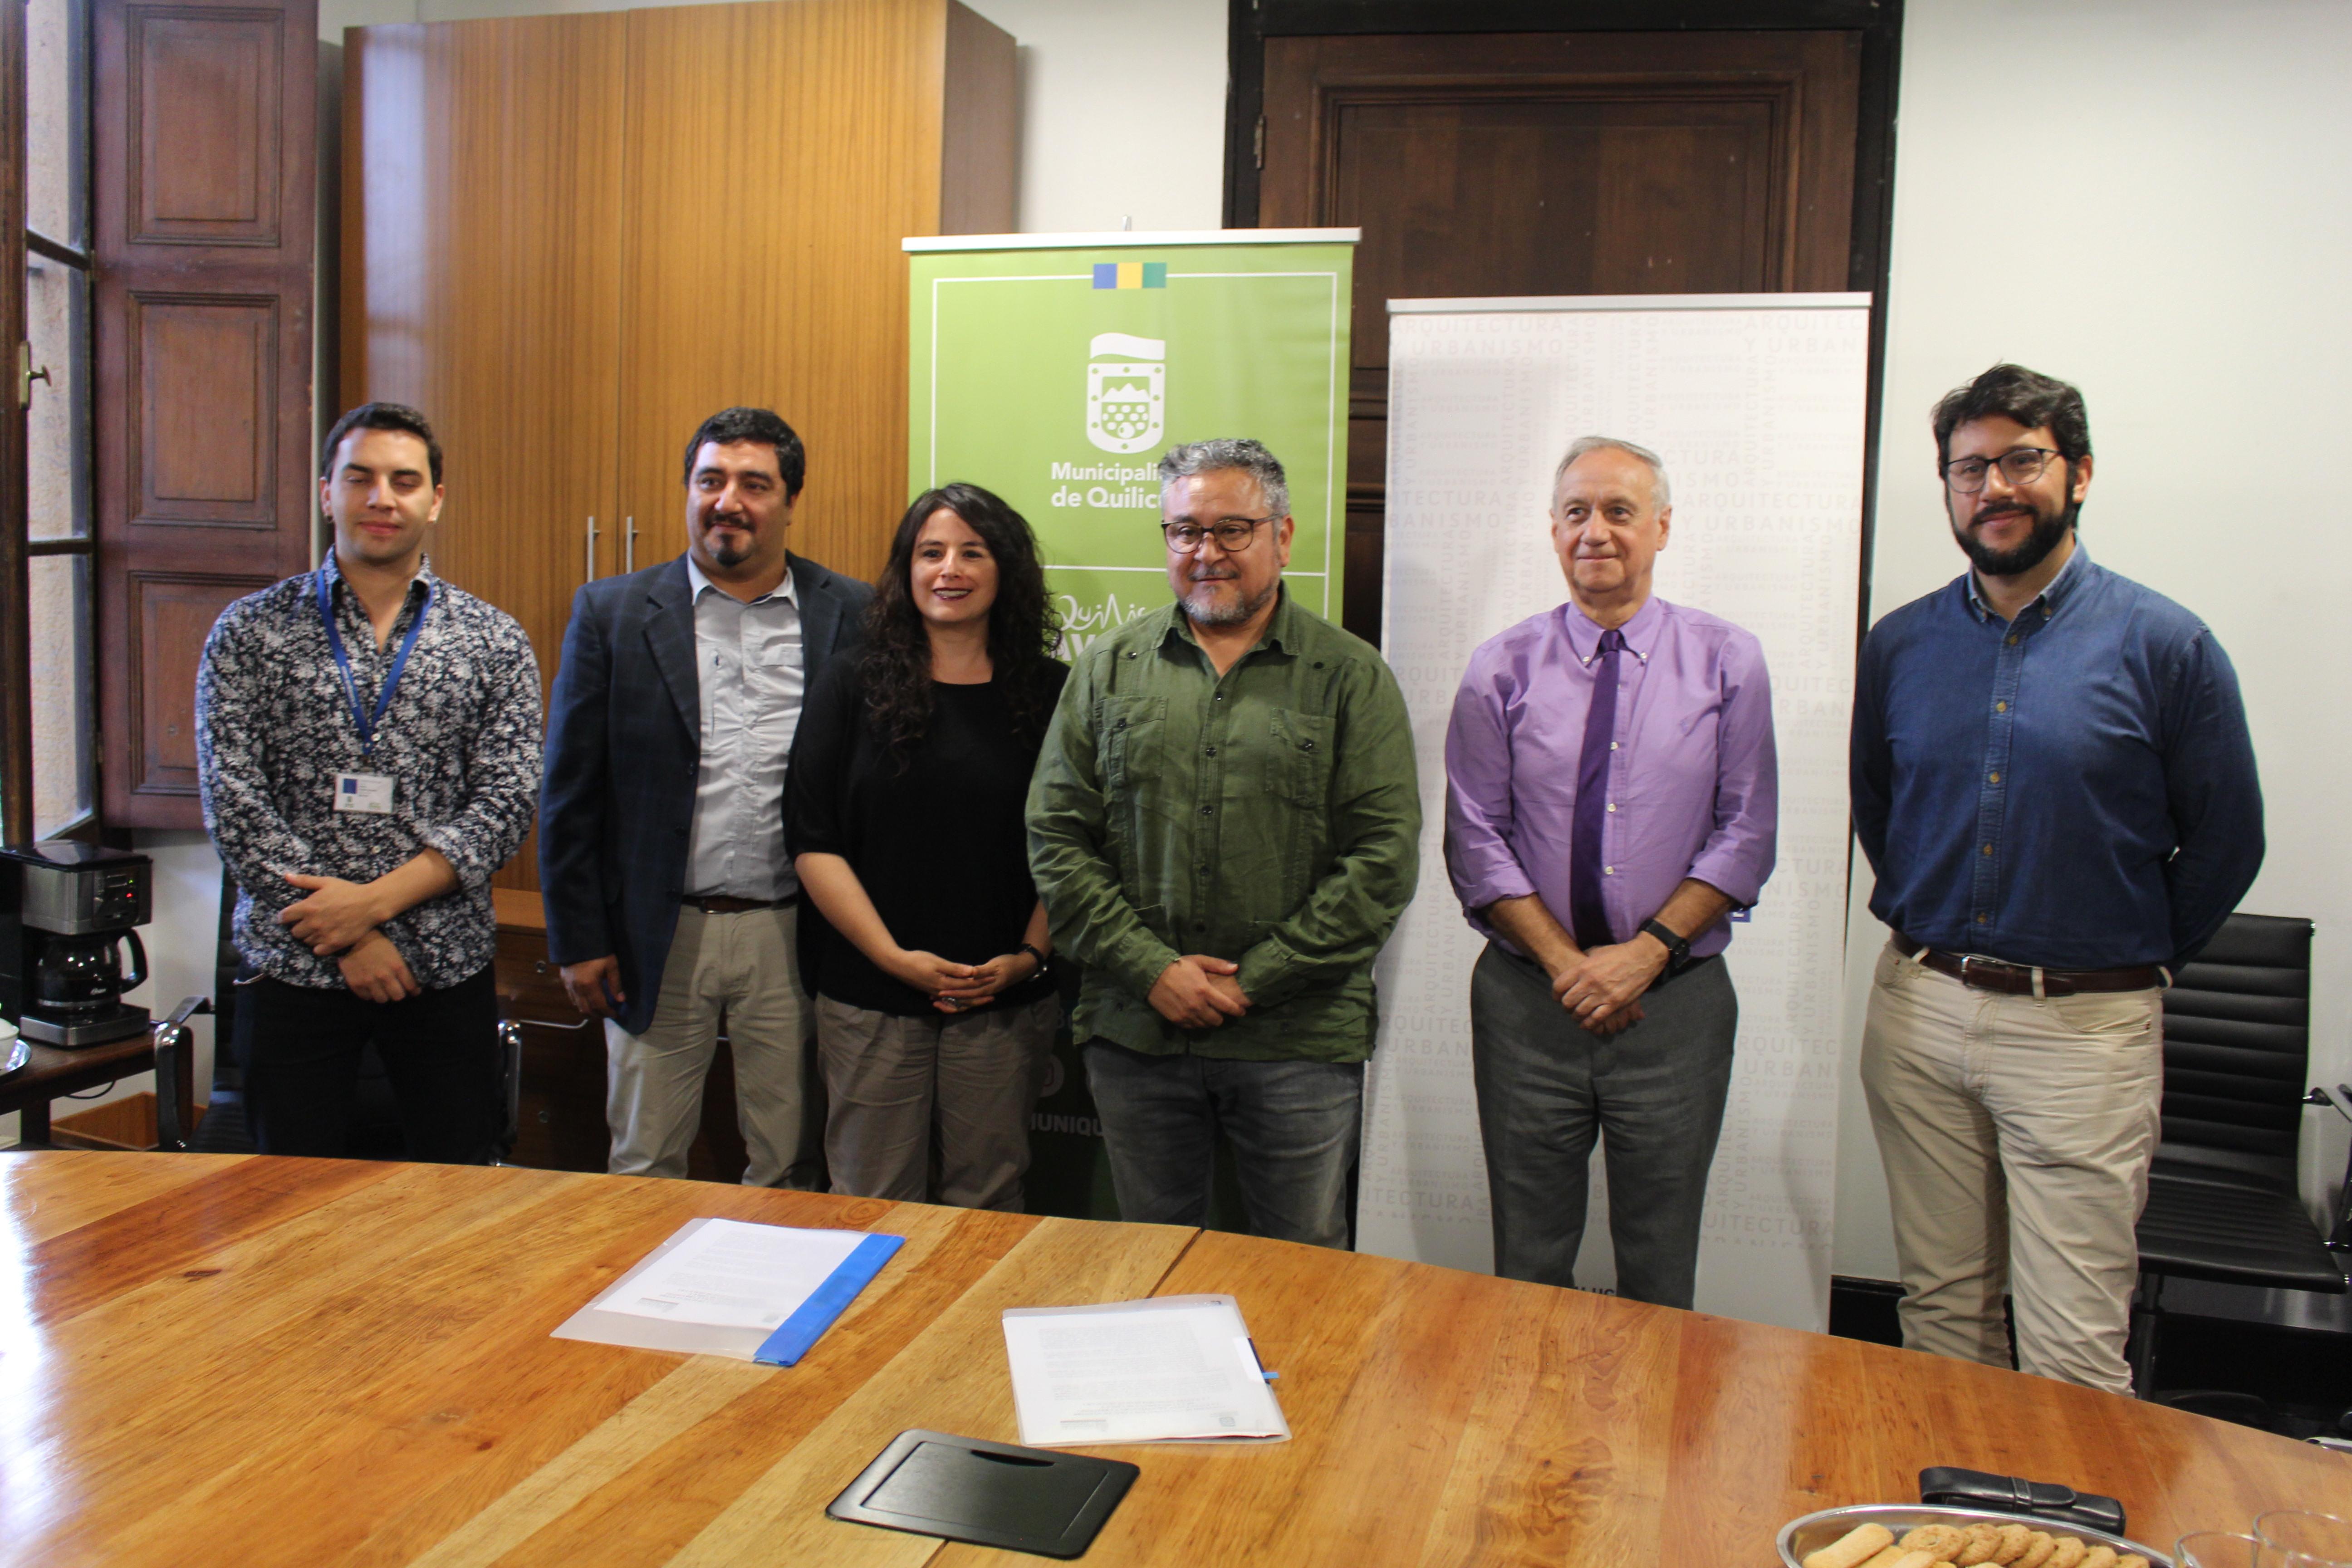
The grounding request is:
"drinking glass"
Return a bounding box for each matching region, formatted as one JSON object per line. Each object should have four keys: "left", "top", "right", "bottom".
{"left": 2256, "top": 1511, "right": 2352, "bottom": 1568}
{"left": 2176, "top": 1532, "right": 2262, "bottom": 1568}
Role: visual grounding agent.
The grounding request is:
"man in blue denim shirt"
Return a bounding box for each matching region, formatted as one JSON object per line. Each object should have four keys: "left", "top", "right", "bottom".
{"left": 1851, "top": 363, "right": 2262, "bottom": 1393}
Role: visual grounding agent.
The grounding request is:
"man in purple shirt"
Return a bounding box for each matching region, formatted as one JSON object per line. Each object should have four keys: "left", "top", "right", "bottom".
{"left": 1444, "top": 436, "right": 1778, "bottom": 1307}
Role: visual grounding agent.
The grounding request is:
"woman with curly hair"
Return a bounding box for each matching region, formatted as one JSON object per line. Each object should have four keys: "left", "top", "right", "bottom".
{"left": 785, "top": 483, "right": 1068, "bottom": 1209}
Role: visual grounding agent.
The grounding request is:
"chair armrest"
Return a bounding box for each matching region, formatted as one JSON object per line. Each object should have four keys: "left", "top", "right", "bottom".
{"left": 152, "top": 996, "right": 213, "bottom": 1152}
{"left": 495, "top": 1020, "right": 524, "bottom": 1161}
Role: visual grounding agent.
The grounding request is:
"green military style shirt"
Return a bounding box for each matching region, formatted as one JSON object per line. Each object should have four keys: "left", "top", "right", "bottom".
{"left": 1026, "top": 589, "right": 1421, "bottom": 1063}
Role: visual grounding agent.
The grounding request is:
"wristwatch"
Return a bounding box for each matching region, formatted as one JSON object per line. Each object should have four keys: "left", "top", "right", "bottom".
{"left": 1017, "top": 942, "right": 1050, "bottom": 975}
{"left": 1639, "top": 919, "right": 1691, "bottom": 974}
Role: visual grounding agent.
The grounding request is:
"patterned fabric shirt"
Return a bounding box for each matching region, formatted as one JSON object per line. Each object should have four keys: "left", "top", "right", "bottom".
{"left": 196, "top": 554, "right": 543, "bottom": 990}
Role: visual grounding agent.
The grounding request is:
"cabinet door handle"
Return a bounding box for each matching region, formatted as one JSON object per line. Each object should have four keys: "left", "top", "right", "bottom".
{"left": 585, "top": 515, "right": 599, "bottom": 583}
{"left": 625, "top": 516, "right": 638, "bottom": 574}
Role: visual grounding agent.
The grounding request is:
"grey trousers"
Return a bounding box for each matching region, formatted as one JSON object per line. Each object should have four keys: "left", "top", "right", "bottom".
{"left": 604, "top": 903, "right": 820, "bottom": 1187}
{"left": 1470, "top": 941, "right": 1737, "bottom": 1308}
{"left": 817, "top": 995, "right": 1058, "bottom": 1211}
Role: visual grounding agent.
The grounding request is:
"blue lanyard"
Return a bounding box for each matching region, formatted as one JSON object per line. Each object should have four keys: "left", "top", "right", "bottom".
{"left": 315, "top": 567, "right": 432, "bottom": 760}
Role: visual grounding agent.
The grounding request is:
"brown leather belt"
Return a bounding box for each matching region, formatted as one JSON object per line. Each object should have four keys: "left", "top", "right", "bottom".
{"left": 1893, "top": 934, "right": 2162, "bottom": 996}
{"left": 682, "top": 893, "right": 796, "bottom": 914}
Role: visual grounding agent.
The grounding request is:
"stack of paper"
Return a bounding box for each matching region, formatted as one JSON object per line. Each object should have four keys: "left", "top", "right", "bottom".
{"left": 552, "top": 1217, "right": 903, "bottom": 1366}
{"left": 1001, "top": 1296, "right": 1290, "bottom": 1446}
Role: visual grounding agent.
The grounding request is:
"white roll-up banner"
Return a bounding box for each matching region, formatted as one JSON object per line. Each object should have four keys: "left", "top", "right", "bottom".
{"left": 1361, "top": 294, "right": 1871, "bottom": 1332}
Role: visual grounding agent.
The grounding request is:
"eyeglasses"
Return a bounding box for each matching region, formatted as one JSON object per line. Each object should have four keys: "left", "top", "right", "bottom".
{"left": 1942, "top": 446, "right": 2062, "bottom": 493}
{"left": 1163, "top": 514, "right": 1278, "bottom": 553}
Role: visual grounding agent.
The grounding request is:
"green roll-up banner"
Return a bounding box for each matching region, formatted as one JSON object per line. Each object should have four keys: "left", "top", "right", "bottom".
{"left": 905, "top": 230, "right": 1357, "bottom": 650}
{"left": 904, "top": 230, "right": 1357, "bottom": 1222}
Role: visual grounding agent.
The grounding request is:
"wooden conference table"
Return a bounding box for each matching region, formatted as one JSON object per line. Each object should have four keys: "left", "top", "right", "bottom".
{"left": 5, "top": 1154, "right": 2341, "bottom": 1566}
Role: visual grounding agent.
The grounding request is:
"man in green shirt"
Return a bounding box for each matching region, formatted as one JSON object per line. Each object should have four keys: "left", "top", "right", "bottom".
{"left": 1027, "top": 438, "right": 1421, "bottom": 1248}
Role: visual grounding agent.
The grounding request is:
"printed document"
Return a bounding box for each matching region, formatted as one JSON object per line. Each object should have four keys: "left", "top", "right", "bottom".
{"left": 600, "top": 1216, "right": 868, "bottom": 1331}
{"left": 1001, "top": 1295, "right": 1290, "bottom": 1446}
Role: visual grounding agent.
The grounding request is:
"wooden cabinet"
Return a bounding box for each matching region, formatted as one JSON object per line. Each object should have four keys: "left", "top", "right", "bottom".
{"left": 342, "top": 0, "right": 1016, "bottom": 892}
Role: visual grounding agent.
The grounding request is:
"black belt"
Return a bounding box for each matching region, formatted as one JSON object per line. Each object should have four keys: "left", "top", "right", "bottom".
{"left": 1892, "top": 934, "right": 2162, "bottom": 995}
{"left": 681, "top": 892, "right": 797, "bottom": 914}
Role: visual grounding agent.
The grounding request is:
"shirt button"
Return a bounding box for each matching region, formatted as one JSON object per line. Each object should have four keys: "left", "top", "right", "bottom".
{"left": 1976, "top": 913, "right": 1989, "bottom": 924}
{"left": 1200, "top": 806, "right": 1212, "bottom": 817}
{"left": 1606, "top": 803, "right": 1617, "bottom": 812}
{"left": 1982, "top": 843, "right": 1993, "bottom": 856}
{"left": 2005, "top": 635, "right": 2018, "bottom": 646}
{"left": 1988, "top": 771, "right": 2000, "bottom": 784}
{"left": 1609, "top": 741, "right": 1619, "bottom": 751}
{"left": 1215, "top": 694, "right": 1225, "bottom": 702}
{"left": 1204, "top": 746, "right": 1216, "bottom": 757}
{"left": 1604, "top": 866, "right": 1615, "bottom": 876}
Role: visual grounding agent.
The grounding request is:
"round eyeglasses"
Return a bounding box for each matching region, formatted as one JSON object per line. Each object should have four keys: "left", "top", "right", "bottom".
{"left": 1163, "top": 514, "right": 1278, "bottom": 553}
{"left": 1942, "top": 446, "right": 2062, "bottom": 493}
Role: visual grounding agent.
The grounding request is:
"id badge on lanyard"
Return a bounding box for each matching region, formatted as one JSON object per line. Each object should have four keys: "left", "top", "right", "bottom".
{"left": 318, "top": 568, "right": 431, "bottom": 815}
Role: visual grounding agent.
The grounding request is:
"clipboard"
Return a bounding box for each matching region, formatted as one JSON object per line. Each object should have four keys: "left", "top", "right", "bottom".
{"left": 827, "top": 1430, "right": 1139, "bottom": 1559}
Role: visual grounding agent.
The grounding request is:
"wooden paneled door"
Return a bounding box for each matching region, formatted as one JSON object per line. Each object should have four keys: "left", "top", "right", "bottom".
{"left": 93, "top": 0, "right": 316, "bottom": 828}
{"left": 1255, "top": 29, "right": 1865, "bottom": 644}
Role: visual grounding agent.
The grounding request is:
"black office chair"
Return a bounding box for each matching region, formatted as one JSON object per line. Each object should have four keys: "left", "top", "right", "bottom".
{"left": 2129, "top": 913, "right": 2352, "bottom": 1398}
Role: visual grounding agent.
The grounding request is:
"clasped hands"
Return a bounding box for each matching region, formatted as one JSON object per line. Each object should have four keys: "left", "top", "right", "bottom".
{"left": 277, "top": 872, "right": 419, "bottom": 1004}
{"left": 1551, "top": 935, "right": 1670, "bottom": 1035}
{"left": 886, "top": 946, "right": 1046, "bottom": 1015}
{"left": 1148, "top": 954, "right": 1251, "bottom": 1030}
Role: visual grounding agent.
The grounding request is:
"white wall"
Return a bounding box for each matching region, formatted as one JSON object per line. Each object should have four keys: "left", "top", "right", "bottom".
{"left": 1834, "top": 0, "right": 2352, "bottom": 1275}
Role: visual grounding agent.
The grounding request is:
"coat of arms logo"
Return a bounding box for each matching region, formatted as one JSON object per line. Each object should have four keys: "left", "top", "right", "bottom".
{"left": 1084, "top": 333, "right": 1165, "bottom": 455}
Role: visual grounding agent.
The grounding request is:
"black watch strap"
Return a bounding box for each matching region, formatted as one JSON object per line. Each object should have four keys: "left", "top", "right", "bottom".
{"left": 1639, "top": 919, "right": 1691, "bottom": 972}
{"left": 1017, "top": 942, "right": 1049, "bottom": 972}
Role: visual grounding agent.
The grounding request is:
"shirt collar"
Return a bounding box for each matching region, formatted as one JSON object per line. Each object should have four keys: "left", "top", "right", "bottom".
{"left": 1963, "top": 539, "right": 2091, "bottom": 623}
{"left": 1162, "top": 583, "right": 1299, "bottom": 657}
{"left": 686, "top": 552, "right": 798, "bottom": 608}
{"left": 322, "top": 549, "right": 435, "bottom": 608}
{"left": 1560, "top": 593, "right": 1664, "bottom": 665}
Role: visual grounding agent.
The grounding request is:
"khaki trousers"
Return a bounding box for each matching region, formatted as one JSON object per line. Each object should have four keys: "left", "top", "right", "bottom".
{"left": 816, "top": 995, "right": 1057, "bottom": 1211}
{"left": 1859, "top": 939, "right": 2162, "bottom": 1393}
{"left": 604, "top": 903, "right": 819, "bottom": 1187}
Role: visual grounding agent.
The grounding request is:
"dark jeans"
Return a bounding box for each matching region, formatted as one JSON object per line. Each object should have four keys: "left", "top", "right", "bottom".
{"left": 236, "top": 965, "right": 500, "bottom": 1164}
{"left": 1470, "top": 941, "right": 1736, "bottom": 1308}
{"left": 1082, "top": 1041, "right": 1362, "bottom": 1249}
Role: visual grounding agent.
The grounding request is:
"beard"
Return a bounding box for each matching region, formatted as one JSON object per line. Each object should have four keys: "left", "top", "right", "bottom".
{"left": 710, "top": 538, "right": 752, "bottom": 568}
{"left": 1180, "top": 570, "right": 1277, "bottom": 627}
{"left": 1952, "top": 491, "right": 2077, "bottom": 577}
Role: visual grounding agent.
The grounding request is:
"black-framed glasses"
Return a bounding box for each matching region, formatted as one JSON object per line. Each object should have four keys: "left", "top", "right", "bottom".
{"left": 1163, "top": 514, "right": 1278, "bottom": 553}
{"left": 1942, "top": 446, "right": 2062, "bottom": 493}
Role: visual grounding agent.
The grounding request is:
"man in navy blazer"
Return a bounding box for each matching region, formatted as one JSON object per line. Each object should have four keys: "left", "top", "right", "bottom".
{"left": 540, "top": 407, "right": 871, "bottom": 1185}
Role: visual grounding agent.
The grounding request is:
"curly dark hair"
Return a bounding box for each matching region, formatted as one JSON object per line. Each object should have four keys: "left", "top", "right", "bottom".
{"left": 860, "top": 484, "right": 1062, "bottom": 764}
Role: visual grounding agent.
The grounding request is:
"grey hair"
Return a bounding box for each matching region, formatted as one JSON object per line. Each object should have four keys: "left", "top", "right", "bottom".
{"left": 1159, "top": 437, "right": 1290, "bottom": 518}
{"left": 1553, "top": 436, "right": 1671, "bottom": 509}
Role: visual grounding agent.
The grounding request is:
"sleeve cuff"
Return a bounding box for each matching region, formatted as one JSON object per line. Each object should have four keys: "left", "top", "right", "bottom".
{"left": 421, "top": 826, "right": 496, "bottom": 891}
{"left": 1107, "top": 932, "right": 1183, "bottom": 1003}
{"left": 1685, "top": 848, "right": 1764, "bottom": 910}
{"left": 1235, "top": 936, "right": 1302, "bottom": 1008}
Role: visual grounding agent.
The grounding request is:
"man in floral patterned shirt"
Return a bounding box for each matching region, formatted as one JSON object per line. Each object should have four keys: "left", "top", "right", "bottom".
{"left": 196, "top": 402, "right": 541, "bottom": 1163}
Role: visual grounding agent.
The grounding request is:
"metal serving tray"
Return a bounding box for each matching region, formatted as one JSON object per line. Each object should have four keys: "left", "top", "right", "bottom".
{"left": 1779, "top": 1504, "right": 2171, "bottom": 1568}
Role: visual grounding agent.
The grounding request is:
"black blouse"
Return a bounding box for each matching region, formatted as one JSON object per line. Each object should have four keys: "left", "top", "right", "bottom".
{"left": 785, "top": 657, "right": 1068, "bottom": 1017}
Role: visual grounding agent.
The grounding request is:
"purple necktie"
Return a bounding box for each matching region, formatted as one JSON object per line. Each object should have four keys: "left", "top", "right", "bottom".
{"left": 1568, "top": 628, "right": 1624, "bottom": 950}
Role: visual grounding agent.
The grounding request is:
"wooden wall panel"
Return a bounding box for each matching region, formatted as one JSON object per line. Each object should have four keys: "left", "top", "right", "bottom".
{"left": 129, "top": 293, "right": 278, "bottom": 524}
{"left": 128, "top": 9, "right": 283, "bottom": 245}
{"left": 341, "top": 13, "right": 627, "bottom": 891}
{"left": 613, "top": 0, "right": 951, "bottom": 587}
{"left": 96, "top": 0, "right": 315, "bottom": 830}
{"left": 127, "top": 572, "right": 274, "bottom": 796}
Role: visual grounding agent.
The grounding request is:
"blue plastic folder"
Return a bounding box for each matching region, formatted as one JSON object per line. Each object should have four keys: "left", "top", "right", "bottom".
{"left": 753, "top": 1232, "right": 905, "bottom": 1366}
